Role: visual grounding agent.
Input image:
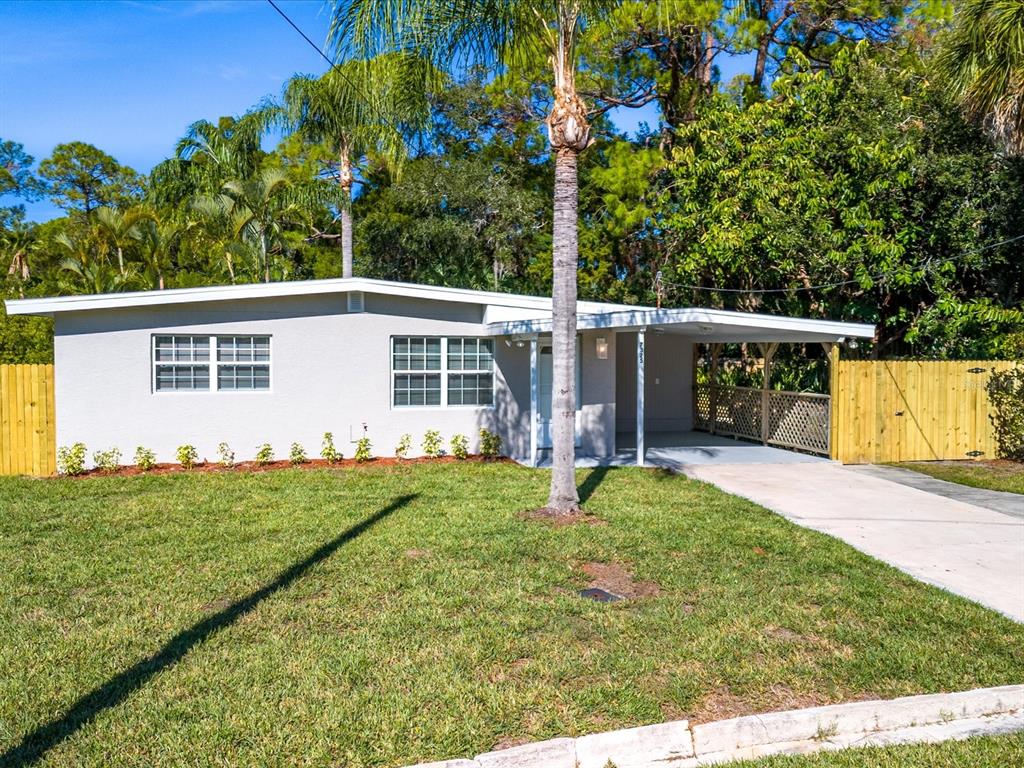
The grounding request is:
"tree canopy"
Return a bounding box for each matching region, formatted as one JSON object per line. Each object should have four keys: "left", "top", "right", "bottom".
{"left": 2, "top": 0, "right": 1022, "bottom": 364}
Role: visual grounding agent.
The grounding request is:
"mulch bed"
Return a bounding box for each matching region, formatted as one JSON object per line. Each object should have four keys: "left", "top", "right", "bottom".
{"left": 66, "top": 454, "right": 509, "bottom": 479}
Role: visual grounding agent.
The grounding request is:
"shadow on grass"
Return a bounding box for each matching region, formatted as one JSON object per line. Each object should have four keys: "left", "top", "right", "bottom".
{"left": 3, "top": 494, "right": 417, "bottom": 767}
{"left": 577, "top": 465, "right": 611, "bottom": 505}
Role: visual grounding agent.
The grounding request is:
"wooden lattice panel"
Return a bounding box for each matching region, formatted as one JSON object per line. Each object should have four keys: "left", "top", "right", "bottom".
{"left": 719, "top": 387, "right": 762, "bottom": 441}
{"left": 693, "top": 385, "right": 713, "bottom": 431}
{"left": 767, "top": 391, "right": 830, "bottom": 455}
{"left": 692, "top": 384, "right": 831, "bottom": 457}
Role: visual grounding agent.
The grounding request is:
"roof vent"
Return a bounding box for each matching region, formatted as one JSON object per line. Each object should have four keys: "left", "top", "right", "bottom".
{"left": 347, "top": 291, "right": 364, "bottom": 313}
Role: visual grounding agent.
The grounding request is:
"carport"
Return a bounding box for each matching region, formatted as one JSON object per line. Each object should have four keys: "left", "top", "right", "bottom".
{"left": 490, "top": 306, "right": 874, "bottom": 467}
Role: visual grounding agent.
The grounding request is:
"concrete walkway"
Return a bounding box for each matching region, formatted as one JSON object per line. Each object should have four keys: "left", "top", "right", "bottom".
{"left": 531, "top": 432, "right": 827, "bottom": 468}
{"left": 848, "top": 464, "right": 1024, "bottom": 519}
{"left": 683, "top": 462, "right": 1024, "bottom": 622}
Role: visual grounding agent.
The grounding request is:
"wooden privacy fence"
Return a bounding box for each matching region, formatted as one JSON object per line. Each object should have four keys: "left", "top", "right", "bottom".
{"left": 831, "top": 359, "right": 1017, "bottom": 464}
{"left": 0, "top": 364, "right": 56, "bottom": 476}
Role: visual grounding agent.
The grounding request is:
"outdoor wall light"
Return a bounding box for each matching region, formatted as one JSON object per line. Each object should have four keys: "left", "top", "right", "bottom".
{"left": 596, "top": 337, "right": 609, "bottom": 359}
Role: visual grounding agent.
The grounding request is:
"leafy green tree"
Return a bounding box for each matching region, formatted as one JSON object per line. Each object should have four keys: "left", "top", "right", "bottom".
{"left": 0, "top": 140, "right": 43, "bottom": 227}
{"left": 356, "top": 155, "right": 549, "bottom": 288}
{"left": 38, "top": 142, "right": 143, "bottom": 215}
{"left": 936, "top": 0, "right": 1024, "bottom": 153}
{"left": 656, "top": 45, "right": 1024, "bottom": 356}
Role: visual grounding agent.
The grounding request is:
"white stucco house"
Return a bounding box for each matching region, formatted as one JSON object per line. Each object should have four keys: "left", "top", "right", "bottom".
{"left": 4, "top": 277, "right": 874, "bottom": 467}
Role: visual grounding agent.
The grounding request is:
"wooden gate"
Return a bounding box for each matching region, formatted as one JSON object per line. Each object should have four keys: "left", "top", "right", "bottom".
{"left": 831, "top": 360, "right": 1016, "bottom": 464}
{"left": 0, "top": 364, "right": 56, "bottom": 476}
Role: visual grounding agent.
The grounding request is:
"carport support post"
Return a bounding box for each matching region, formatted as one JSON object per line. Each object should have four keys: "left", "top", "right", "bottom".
{"left": 637, "top": 328, "right": 646, "bottom": 467}
{"left": 529, "top": 336, "right": 538, "bottom": 467}
{"left": 758, "top": 342, "right": 778, "bottom": 445}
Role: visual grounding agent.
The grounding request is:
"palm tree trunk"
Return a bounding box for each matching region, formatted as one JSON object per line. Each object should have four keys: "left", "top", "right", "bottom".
{"left": 261, "top": 232, "right": 270, "bottom": 283}
{"left": 340, "top": 189, "right": 354, "bottom": 279}
{"left": 546, "top": 146, "right": 581, "bottom": 513}
{"left": 339, "top": 147, "right": 354, "bottom": 278}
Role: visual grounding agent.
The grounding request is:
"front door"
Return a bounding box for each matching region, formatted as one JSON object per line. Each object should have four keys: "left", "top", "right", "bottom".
{"left": 537, "top": 340, "right": 582, "bottom": 450}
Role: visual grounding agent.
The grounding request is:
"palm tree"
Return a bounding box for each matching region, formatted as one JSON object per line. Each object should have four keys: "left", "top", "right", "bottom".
{"left": 936, "top": 0, "right": 1024, "bottom": 154}
{"left": 92, "top": 206, "right": 146, "bottom": 277}
{"left": 55, "top": 230, "right": 139, "bottom": 294}
{"left": 280, "top": 55, "right": 433, "bottom": 277}
{"left": 2, "top": 222, "right": 35, "bottom": 296}
{"left": 135, "top": 217, "right": 181, "bottom": 290}
{"left": 175, "top": 113, "right": 269, "bottom": 194}
{"left": 331, "top": 0, "right": 617, "bottom": 514}
{"left": 217, "top": 168, "right": 308, "bottom": 283}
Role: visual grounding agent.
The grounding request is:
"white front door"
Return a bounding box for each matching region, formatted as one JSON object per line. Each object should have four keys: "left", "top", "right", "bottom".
{"left": 537, "top": 340, "right": 582, "bottom": 450}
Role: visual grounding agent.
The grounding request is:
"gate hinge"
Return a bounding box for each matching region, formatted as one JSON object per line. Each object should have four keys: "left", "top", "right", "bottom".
{"left": 966, "top": 450, "right": 985, "bottom": 457}
{"left": 967, "top": 367, "right": 988, "bottom": 374}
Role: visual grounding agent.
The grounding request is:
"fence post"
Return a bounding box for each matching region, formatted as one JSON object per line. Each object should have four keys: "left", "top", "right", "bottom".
{"left": 709, "top": 344, "right": 720, "bottom": 435}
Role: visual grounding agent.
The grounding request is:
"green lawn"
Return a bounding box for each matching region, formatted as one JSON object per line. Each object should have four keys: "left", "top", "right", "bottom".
{"left": 1, "top": 464, "right": 1022, "bottom": 767}
{"left": 896, "top": 460, "right": 1024, "bottom": 495}
{"left": 736, "top": 732, "right": 1024, "bottom": 767}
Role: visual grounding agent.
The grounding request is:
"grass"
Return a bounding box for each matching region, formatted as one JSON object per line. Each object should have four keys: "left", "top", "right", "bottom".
{"left": 1, "top": 463, "right": 1022, "bottom": 767}
{"left": 896, "top": 460, "right": 1024, "bottom": 495}
{"left": 736, "top": 732, "right": 1024, "bottom": 767}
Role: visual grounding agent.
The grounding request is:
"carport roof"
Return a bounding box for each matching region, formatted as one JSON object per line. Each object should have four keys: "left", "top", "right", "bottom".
{"left": 487, "top": 306, "right": 874, "bottom": 343}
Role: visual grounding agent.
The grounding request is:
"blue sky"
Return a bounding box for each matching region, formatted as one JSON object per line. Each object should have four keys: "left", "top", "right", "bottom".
{"left": 1, "top": 0, "right": 749, "bottom": 223}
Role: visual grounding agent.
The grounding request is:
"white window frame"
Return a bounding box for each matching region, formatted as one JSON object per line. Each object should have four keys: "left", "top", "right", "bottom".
{"left": 152, "top": 334, "right": 273, "bottom": 394}
{"left": 390, "top": 336, "right": 495, "bottom": 410}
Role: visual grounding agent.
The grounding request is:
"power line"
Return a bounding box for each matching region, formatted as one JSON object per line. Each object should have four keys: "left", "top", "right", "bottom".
{"left": 264, "top": 0, "right": 410, "bottom": 140}
{"left": 656, "top": 232, "right": 1024, "bottom": 295}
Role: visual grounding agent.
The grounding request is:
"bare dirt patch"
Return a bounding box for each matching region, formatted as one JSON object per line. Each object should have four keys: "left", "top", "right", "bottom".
{"left": 690, "top": 684, "right": 840, "bottom": 724}
{"left": 520, "top": 507, "right": 606, "bottom": 527}
{"left": 403, "top": 548, "right": 432, "bottom": 560}
{"left": 581, "top": 562, "right": 659, "bottom": 600}
{"left": 491, "top": 735, "right": 532, "bottom": 751}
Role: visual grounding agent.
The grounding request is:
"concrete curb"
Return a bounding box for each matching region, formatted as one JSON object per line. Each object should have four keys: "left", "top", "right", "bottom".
{"left": 404, "top": 685, "right": 1024, "bottom": 768}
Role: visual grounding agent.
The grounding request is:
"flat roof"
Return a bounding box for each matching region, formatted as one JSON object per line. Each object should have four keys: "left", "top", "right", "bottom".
{"left": 3, "top": 276, "right": 874, "bottom": 342}
{"left": 2, "top": 276, "right": 633, "bottom": 317}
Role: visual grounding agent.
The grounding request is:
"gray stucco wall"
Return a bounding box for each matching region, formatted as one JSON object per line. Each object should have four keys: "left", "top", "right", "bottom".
{"left": 615, "top": 332, "right": 694, "bottom": 433}
{"left": 52, "top": 292, "right": 619, "bottom": 465}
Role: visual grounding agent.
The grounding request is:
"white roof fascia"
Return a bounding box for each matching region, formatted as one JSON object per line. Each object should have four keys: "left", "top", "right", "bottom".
{"left": 3, "top": 276, "right": 641, "bottom": 318}
{"left": 487, "top": 306, "right": 875, "bottom": 341}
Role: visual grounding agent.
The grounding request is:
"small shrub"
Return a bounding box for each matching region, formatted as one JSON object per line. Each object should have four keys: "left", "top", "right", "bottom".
{"left": 422, "top": 429, "right": 443, "bottom": 458}
{"left": 988, "top": 367, "right": 1024, "bottom": 460}
{"left": 254, "top": 443, "right": 274, "bottom": 465}
{"left": 321, "top": 432, "right": 341, "bottom": 463}
{"left": 134, "top": 446, "right": 157, "bottom": 471}
{"left": 354, "top": 437, "right": 373, "bottom": 462}
{"left": 395, "top": 433, "right": 413, "bottom": 460}
{"left": 57, "top": 442, "right": 87, "bottom": 476}
{"left": 176, "top": 444, "right": 198, "bottom": 469}
{"left": 217, "top": 442, "right": 235, "bottom": 468}
{"left": 479, "top": 428, "right": 502, "bottom": 459}
{"left": 450, "top": 433, "right": 469, "bottom": 459}
{"left": 92, "top": 447, "right": 121, "bottom": 472}
{"left": 290, "top": 442, "right": 308, "bottom": 465}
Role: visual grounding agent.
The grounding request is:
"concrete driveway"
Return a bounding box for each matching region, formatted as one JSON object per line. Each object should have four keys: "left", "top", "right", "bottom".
{"left": 683, "top": 462, "right": 1024, "bottom": 622}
